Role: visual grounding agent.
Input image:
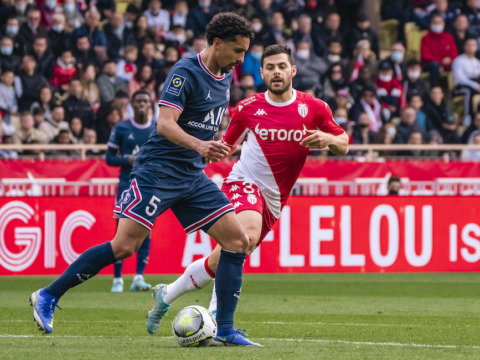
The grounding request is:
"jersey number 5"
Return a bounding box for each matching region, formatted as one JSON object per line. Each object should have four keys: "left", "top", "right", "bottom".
{"left": 145, "top": 196, "right": 161, "bottom": 216}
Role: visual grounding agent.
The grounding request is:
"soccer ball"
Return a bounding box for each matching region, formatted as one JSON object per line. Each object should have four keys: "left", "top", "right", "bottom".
{"left": 172, "top": 305, "right": 217, "bottom": 347}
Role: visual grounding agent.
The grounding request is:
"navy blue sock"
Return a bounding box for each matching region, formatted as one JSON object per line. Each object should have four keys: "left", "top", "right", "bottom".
{"left": 113, "top": 260, "right": 123, "bottom": 278}
{"left": 215, "top": 249, "right": 246, "bottom": 334}
{"left": 135, "top": 235, "right": 150, "bottom": 275}
{"left": 45, "top": 242, "right": 117, "bottom": 299}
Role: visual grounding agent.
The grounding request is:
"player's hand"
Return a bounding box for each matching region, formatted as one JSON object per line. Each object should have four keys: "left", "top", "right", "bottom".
{"left": 196, "top": 140, "right": 230, "bottom": 163}
{"left": 300, "top": 130, "right": 333, "bottom": 149}
{"left": 127, "top": 155, "right": 137, "bottom": 166}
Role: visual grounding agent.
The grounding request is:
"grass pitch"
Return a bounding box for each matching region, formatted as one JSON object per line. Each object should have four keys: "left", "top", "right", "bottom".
{"left": 1, "top": 273, "right": 479, "bottom": 359}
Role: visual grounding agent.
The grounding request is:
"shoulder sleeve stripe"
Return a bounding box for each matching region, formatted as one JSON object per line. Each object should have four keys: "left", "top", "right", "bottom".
{"left": 107, "top": 141, "right": 119, "bottom": 149}
{"left": 158, "top": 100, "right": 184, "bottom": 113}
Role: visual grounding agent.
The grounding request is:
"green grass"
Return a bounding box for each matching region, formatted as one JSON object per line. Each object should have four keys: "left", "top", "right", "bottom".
{"left": 1, "top": 273, "right": 480, "bottom": 359}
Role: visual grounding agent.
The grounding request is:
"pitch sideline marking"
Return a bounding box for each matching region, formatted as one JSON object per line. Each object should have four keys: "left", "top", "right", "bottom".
{"left": 0, "top": 334, "right": 479, "bottom": 350}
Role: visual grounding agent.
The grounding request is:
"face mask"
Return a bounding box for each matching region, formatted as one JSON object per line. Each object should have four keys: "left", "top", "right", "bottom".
{"left": 387, "top": 127, "right": 396, "bottom": 137}
{"left": 252, "top": 23, "right": 262, "bottom": 33}
{"left": 175, "top": 34, "right": 186, "bottom": 44}
{"left": 1, "top": 46, "right": 13, "bottom": 56}
{"left": 64, "top": 3, "right": 75, "bottom": 13}
{"left": 250, "top": 52, "right": 262, "bottom": 61}
{"left": 391, "top": 51, "right": 403, "bottom": 63}
{"left": 6, "top": 25, "right": 19, "bottom": 36}
{"left": 379, "top": 74, "right": 392, "bottom": 82}
{"left": 328, "top": 54, "right": 340, "bottom": 63}
{"left": 46, "top": 0, "right": 57, "bottom": 9}
{"left": 431, "top": 24, "right": 444, "bottom": 33}
{"left": 15, "top": 4, "right": 26, "bottom": 12}
{"left": 296, "top": 49, "right": 310, "bottom": 60}
{"left": 199, "top": 1, "right": 210, "bottom": 8}
{"left": 125, "top": 20, "right": 133, "bottom": 28}
{"left": 408, "top": 70, "right": 420, "bottom": 80}
{"left": 52, "top": 24, "right": 64, "bottom": 32}
{"left": 335, "top": 117, "right": 347, "bottom": 124}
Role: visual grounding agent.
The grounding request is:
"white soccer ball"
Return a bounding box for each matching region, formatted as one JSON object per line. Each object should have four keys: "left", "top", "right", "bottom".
{"left": 172, "top": 305, "right": 217, "bottom": 347}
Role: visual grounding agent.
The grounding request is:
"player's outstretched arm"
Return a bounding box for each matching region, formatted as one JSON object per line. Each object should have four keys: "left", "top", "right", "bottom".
{"left": 157, "top": 106, "right": 230, "bottom": 162}
{"left": 300, "top": 130, "right": 349, "bottom": 155}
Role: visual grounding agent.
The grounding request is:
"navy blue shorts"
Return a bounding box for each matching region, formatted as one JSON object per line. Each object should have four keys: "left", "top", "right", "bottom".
{"left": 113, "top": 172, "right": 234, "bottom": 233}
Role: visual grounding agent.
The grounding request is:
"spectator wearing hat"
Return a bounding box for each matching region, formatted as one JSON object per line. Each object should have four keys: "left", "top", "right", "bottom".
{"left": 424, "top": 86, "right": 459, "bottom": 143}
{"left": 104, "top": 11, "right": 137, "bottom": 61}
{"left": 420, "top": 14, "right": 457, "bottom": 86}
{"left": 292, "top": 14, "right": 326, "bottom": 57}
{"left": 452, "top": 37, "right": 480, "bottom": 126}
{"left": 346, "top": 13, "right": 379, "bottom": 59}
{"left": 47, "top": 13, "right": 72, "bottom": 58}
{"left": 293, "top": 40, "right": 327, "bottom": 95}
{"left": 349, "top": 85, "right": 383, "bottom": 131}
{"left": 404, "top": 60, "right": 429, "bottom": 102}
{"left": 376, "top": 61, "right": 405, "bottom": 119}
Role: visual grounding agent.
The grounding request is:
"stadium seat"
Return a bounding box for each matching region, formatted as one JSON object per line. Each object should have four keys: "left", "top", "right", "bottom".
{"left": 404, "top": 22, "right": 427, "bottom": 61}
{"left": 379, "top": 19, "right": 399, "bottom": 51}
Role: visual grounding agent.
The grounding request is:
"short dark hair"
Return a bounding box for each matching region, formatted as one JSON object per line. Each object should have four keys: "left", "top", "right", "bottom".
{"left": 132, "top": 88, "right": 151, "bottom": 101}
{"left": 115, "top": 90, "right": 129, "bottom": 99}
{"left": 206, "top": 12, "right": 254, "bottom": 45}
{"left": 261, "top": 44, "right": 293, "bottom": 66}
{"left": 388, "top": 176, "right": 401, "bottom": 185}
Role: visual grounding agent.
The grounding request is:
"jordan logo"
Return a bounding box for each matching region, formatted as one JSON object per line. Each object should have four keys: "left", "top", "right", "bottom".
{"left": 254, "top": 109, "right": 267, "bottom": 116}
{"left": 205, "top": 90, "right": 212, "bottom": 100}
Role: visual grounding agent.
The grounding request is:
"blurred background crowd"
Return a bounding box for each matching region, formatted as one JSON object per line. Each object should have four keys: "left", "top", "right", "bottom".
{"left": 1, "top": 0, "right": 480, "bottom": 160}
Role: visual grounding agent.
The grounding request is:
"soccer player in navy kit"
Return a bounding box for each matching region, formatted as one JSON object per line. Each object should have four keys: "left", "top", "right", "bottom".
{"left": 30, "top": 13, "right": 261, "bottom": 346}
{"left": 106, "top": 89, "right": 156, "bottom": 292}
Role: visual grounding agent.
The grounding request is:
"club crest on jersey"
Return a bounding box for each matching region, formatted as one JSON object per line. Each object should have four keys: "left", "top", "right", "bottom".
{"left": 298, "top": 103, "right": 308, "bottom": 118}
{"left": 166, "top": 74, "right": 186, "bottom": 96}
{"left": 247, "top": 193, "right": 257, "bottom": 205}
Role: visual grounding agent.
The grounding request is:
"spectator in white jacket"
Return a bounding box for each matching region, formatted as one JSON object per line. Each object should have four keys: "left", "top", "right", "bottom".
{"left": 452, "top": 37, "right": 480, "bottom": 126}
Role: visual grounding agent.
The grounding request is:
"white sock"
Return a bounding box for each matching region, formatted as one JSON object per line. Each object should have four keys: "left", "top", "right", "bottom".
{"left": 133, "top": 274, "right": 144, "bottom": 281}
{"left": 208, "top": 284, "right": 217, "bottom": 313}
{"left": 162, "top": 257, "right": 215, "bottom": 305}
{"left": 113, "top": 277, "right": 123, "bottom": 284}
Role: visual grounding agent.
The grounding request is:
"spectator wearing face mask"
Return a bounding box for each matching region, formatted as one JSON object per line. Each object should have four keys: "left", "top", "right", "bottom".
{"left": 242, "top": 43, "right": 264, "bottom": 88}
{"left": 376, "top": 61, "right": 405, "bottom": 120}
{"left": 3, "top": 17, "right": 23, "bottom": 56}
{"left": 323, "top": 38, "right": 348, "bottom": 68}
{"left": 403, "top": 60, "right": 428, "bottom": 102}
{"left": 186, "top": 0, "right": 218, "bottom": 38}
{"left": 39, "top": 0, "right": 59, "bottom": 30}
{"left": 0, "top": 36, "right": 21, "bottom": 73}
{"left": 63, "top": 0, "right": 84, "bottom": 32}
{"left": 420, "top": 14, "right": 457, "bottom": 86}
{"left": 383, "top": 42, "right": 407, "bottom": 82}
{"left": 47, "top": 13, "right": 71, "bottom": 58}
{"left": 293, "top": 41, "right": 326, "bottom": 95}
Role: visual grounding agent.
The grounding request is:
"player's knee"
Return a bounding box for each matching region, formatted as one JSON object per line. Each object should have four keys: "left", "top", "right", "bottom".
{"left": 113, "top": 244, "right": 136, "bottom": 260}
{"left": 227, "top": 231, "right": 249, "bottom": 253}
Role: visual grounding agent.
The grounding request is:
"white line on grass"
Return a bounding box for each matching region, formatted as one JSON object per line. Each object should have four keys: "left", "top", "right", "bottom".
{"left": 1, "top": 334, "right": 479, "bottom": 350}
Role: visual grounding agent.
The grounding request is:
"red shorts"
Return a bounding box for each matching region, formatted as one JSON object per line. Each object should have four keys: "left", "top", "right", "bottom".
{"left": 221, "top": 180, "right": 278, "bottom": 245}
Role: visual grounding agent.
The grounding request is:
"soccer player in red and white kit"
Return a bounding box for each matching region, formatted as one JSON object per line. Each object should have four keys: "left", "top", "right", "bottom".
{"left": 146, "top": 44, "right": 349, "bottom": 334}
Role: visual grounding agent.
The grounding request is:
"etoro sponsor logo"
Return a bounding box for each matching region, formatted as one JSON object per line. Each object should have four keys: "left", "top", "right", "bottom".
{"left": 254, "top": 123, "right": 308, "bottom": 142}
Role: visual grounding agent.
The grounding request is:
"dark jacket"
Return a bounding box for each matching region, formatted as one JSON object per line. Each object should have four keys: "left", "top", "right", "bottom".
{"left": 103, "top": 23, "right": 137, "bottom": 61}
{"left": 346, "top": 26, "right": 380, "bottom": 59}
{"left": 16, "top": 70, "right": 50, "bottom": 111}
{"left": 63, "top": 95, "right": 94, "bottom": 128}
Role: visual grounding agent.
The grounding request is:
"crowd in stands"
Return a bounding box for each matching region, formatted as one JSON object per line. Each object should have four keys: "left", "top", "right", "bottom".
{"left": 1, "top": 0, "right": 480, "bottom": 160}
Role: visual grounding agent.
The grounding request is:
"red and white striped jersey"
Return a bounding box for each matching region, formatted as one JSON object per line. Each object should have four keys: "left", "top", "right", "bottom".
{"left": 222, "top": 90, "right": 344, "bottom": 218}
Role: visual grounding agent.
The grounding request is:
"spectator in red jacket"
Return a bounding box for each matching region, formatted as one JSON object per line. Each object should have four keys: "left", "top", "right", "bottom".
{"left": 51, "top": 50, "right": 77, "bottom": 90}
{"left": 376, "top": 61, "right": 406, "bottom": 120}
{"left": 420, "top": 14, "right": 458, "bottom": 86}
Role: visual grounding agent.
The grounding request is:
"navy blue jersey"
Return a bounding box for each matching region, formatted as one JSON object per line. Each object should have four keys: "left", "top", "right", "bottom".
{"left": 133, "top": 53, "right": 232, "bottom": 179}
{"left": 106, "top": 118, "right": 156, "bottom": 187}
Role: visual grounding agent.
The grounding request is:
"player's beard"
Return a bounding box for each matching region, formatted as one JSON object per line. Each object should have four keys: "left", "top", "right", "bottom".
{"left": 267, "top": 78, "right": 292, "bottom": 96}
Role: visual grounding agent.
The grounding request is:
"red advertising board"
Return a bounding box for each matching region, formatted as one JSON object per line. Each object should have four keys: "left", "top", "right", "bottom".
{"left": 1, "top": 197, "right": 479, "bottom": 275}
